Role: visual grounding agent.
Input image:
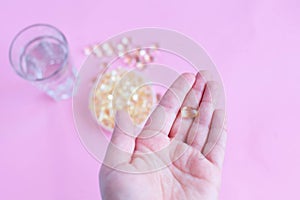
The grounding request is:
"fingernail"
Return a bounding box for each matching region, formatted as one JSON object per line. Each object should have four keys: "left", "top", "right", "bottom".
{"left": 182, "top": 73, "right": 195, "bottom": 83}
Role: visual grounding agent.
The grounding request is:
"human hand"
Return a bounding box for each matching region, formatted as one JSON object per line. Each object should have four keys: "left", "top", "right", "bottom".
{"left": 99, "top": 72, "right": 227, "bottom": 200}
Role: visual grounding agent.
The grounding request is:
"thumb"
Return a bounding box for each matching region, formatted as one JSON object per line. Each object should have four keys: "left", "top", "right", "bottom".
{"left": 103, "top": 110, "right": 136, "bottom": 167}
{"left": 111, "top": 110, "right": 136, "bottom": 153}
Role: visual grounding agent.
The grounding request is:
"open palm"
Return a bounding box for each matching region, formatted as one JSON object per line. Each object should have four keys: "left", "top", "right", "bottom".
{"left": 99, "top": 72, "right": 227, "bottom": 200}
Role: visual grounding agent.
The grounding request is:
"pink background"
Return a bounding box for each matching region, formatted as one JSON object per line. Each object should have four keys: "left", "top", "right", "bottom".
{"left": 1, "top": 0, "right": 300, "bottom": 199}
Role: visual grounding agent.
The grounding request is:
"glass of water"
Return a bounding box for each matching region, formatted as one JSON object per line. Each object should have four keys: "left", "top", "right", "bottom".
{"left": 9, "top": 24, "right": 76, "bottom": 100}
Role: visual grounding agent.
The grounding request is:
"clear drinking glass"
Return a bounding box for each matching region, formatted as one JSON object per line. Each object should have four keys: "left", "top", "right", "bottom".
{"left": 9, "top": 24, "right": 77, "bottom": 100}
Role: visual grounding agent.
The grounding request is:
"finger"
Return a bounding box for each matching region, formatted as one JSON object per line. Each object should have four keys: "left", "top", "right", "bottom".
{"left": 169, "top": 71, "right": 207, "bottom": 141}
{"left": 140, "top": 73, "right": 195, "bottom": 136}
{"left": 135, "top": 73, "right": 195, "bottom": 152}
{"left": 199, "top": 70, "right": 213, "bottom": 82}
{"left": 203, "top": 109, "right": 227, "bottom": 169}
{"left": 103, "top": 110, "right": 136, "bottom": 166}
{"left": 186, "top": 81, "right": 220, "bottom": 150}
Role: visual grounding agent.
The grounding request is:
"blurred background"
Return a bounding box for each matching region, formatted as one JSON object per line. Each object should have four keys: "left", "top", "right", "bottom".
{"left": 1, "top": 0, "right": 300, "bottom": 199}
